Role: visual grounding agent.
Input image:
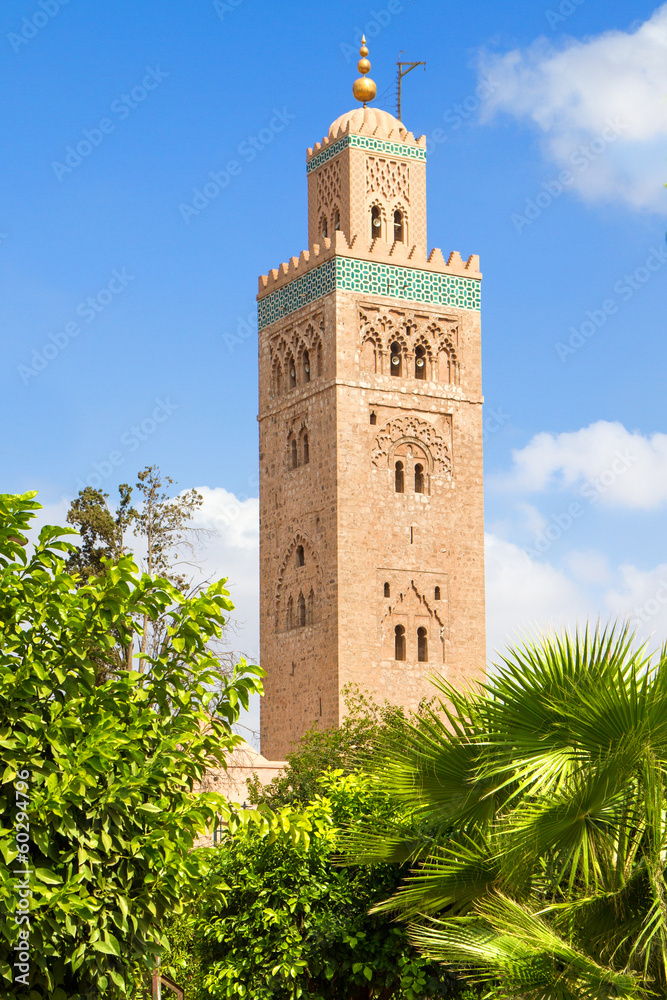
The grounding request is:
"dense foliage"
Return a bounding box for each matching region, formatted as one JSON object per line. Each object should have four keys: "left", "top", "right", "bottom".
{"left": 248, "top": 684, "right": 418, "bottom": 809}
{"left": 0, "top": 492, "right": 262, "bottom": 999}
{"left": 165, "top": 772, "right": 459, "bottom": 1000}
{"left": 346, "top": 626, "right": 667, "bottom": 1000}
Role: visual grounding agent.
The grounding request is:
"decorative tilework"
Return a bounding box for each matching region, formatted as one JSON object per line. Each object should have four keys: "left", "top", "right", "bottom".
{"left": 307, "top": 134, "right": 426, "bottom": 174}
{"left": 258, "top": 259, "right": 337, "bottom": 329}
{"left": 258, "top": 257, "right": 480, "bottom": 329}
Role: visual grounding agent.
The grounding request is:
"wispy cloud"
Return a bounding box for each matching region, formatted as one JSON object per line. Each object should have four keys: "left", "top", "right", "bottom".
{"left": 478, "top": 5, "right": 667, "bottom": 212}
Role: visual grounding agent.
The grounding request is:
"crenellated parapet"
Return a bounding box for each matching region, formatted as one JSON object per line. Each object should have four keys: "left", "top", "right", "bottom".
{"left": 258, "top": 230, "right": 481, "bottom": 297}
{"left": 257, "top": 230, "right": 481, "bottom": 330}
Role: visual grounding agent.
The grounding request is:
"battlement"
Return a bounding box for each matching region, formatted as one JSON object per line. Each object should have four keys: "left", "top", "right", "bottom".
{"left": 257, "top": 230, "right": 480, "bottom": 298}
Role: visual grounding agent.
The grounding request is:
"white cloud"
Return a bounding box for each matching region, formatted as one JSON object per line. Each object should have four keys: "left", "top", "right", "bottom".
{"left": 484, "top": 532, "right": 589, "bottom": 660}
{"left": 564, "top": 549, "right": 613, "bottom": 585}
{"left": 604, "top": 561, "right": 667, "bottom": 645}
{"left": 499, "top": 420, "right": 667, "bottom": 509}
{"left": 485, "top": 535, "right": 667, "bottom": 663}
{"left": 479, "top": 5, "right": 667, "bottom": 211}
{"left": 190, "top": 486, "right": 260, "bottom": 661}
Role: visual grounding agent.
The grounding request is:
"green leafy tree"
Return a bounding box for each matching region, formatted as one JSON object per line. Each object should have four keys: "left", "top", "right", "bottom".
{"left": 165, "top": 772, "right": 459, "bottom": 1000}
{"left": 346, "top": 626, "right": 667, "bottom": 1000}
{"left": 66, "top": 466, "right": 214, "bottom": 673}
{"left": 248, "top": 684, "right": 420, "bottom": 809}
{"left": 0, "top": 491, "right": 263, "bottom": 999}
{"left": 65, "top": 483, "right": 135, "bottom": 581}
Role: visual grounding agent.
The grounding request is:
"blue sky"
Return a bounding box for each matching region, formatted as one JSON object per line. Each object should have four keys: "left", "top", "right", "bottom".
{"left": 3, "top": 0, "right": 667, "bottom": 712}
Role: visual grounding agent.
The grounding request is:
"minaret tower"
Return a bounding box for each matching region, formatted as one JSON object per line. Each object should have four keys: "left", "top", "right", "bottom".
{"left": 257, "top": 41, "right": 485, "bottom": 758}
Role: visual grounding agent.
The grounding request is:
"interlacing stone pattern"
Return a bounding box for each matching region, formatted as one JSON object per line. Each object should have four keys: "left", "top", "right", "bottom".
{"left": 257, "top": 258, "right": 481, "bottom": 330}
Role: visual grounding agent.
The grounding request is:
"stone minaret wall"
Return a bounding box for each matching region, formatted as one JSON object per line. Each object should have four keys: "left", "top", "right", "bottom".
{"left": 258, "top": 108, "right": 484, "bottom": 759}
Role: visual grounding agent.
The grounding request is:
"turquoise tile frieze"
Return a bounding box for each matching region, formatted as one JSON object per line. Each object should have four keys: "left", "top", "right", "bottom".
{"left": 257, "top": 257, "right": 481, "bottom": 329}
{"left": 306, "top": 133, "right": 426, "bottom": 173}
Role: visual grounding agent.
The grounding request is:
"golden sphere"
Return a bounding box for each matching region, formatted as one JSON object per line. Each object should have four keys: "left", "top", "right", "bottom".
{"left": 359, "top": 43, "right": 369, "bottom": 57}
{"left": 357, "top": 57, "right": 371, "bottom": 74}
{"left": 352, "top": 76, "right": 377, "bottom": 103}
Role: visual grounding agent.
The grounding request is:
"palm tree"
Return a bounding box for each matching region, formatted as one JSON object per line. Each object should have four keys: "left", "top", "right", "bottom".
{"left": 345, "top": 625, "right": 667, "bottom": 999}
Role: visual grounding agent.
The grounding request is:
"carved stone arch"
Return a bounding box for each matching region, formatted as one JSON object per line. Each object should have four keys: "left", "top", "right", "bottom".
{"left": 390, "top": 437, "right": 433, "bottom": 474}
{"left": 274, "top": 336, "right": 291, "bottom": 366}
{"left": 271, "top": 355, "right": 283, "bottom": 397}
{"left": 380, "top": 580, "right": 445, "bottom": 663}
{"left": 427, "top": 321, "right": 460, "bottom": 385}
{"left": 360, "top": 330, "right": 381, "bottom": 374}
{"left": 437, "top": 340, "right": 459, "bottom": 385}
{"left": 303, "top": 321, "right": 317, "bottom": 348}
{"left": 295, "top": 338, "right": 312, "bottom": 384}
{"left": 372, "top": 416, "right": 452, "bottom": 475}
{"left": 391, "top": 200, "right": 409, "bottom": 244}
{"left": 275, "top": 533, "right": 323, "bottom": 632}
{"left": 412, "top": 331, "right": 435, "bottom": 380}
{"left": 285, "top": 349, "right": 297, "bottom": 390}
{"left": 369, "top": 199, "right": 386, "bottom": 241}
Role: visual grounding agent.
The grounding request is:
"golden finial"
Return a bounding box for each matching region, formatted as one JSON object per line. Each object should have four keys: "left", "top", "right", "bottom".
{"left": 352, "top": 35, "right": 377, "bottom": 106}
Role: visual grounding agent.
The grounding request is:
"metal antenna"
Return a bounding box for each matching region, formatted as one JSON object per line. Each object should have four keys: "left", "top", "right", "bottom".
{"left": 396, "top": 54, "right": 426, "bottom": 121}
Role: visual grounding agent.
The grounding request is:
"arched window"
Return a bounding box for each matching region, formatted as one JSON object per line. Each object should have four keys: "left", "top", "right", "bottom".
{"left": 298, "top": 592, "right": 306, "bottom": 627}
{"left": 370, "top": 411, "right": 377, "bottom": 425}
{"left": 275, "top": 364, "right": 282, "bottom": 397}
{"left": 302, "top": 433, "right": 309, "bottom": 465}
{"left": 417, "top": 627, "right": 428, "bottom": 662}
{"left": 390, "top": 341, "right": 402, "bottom": 376}
{"left": 415, "top": 345, "right": 426, "bottom": 380}
{"left": 371, "top": 205, "right": 382, "bottom": 240}
{"left": 384, "top": 582, "right": 390, "bottom": 598}
{"left": 291, "top": 438, "right": 298, "bottom": 470}
{"left": 308, "top": 588, "right": 314, "bottom": 624}
{"left": 316, "top": 341, "right": 323, "bottom": 377}
{"left": 434, "top": 586, "right": 441, "bottom": 601}
{"left": 296, "top": 545, "right": 305, "bottom": 567}
{"left": 303, "top": 350, "right": 311, "bottom": 383}
{"left": 395, "top": 461, "right": 404, "bottom": 494}
{"left": 414, "top": 464, "right": 425, "bottom": 494}
{"left": 287, "top": 355, "right": 296, "bottom": 390}
{"left": 393, "top": 210, "right": 404, "bottom": 243}
{"left": 333, "top": 208, "right": 340, "bottom": 231}
{"left": 320, "top": 215, "right": 328, "bottom": 240}
{"left": 395, "top": 624, "right": 406, "bottom": 661}
{"left": 286, "top": 596, "right": 293, "bottom": 631}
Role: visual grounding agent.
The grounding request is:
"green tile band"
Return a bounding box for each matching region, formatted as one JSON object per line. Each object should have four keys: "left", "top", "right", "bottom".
{"left": 306, "top": 133, "right": 426, "bottom": 174}
{"left": 257, "top": 257, "right": 480, "bottom": 329}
